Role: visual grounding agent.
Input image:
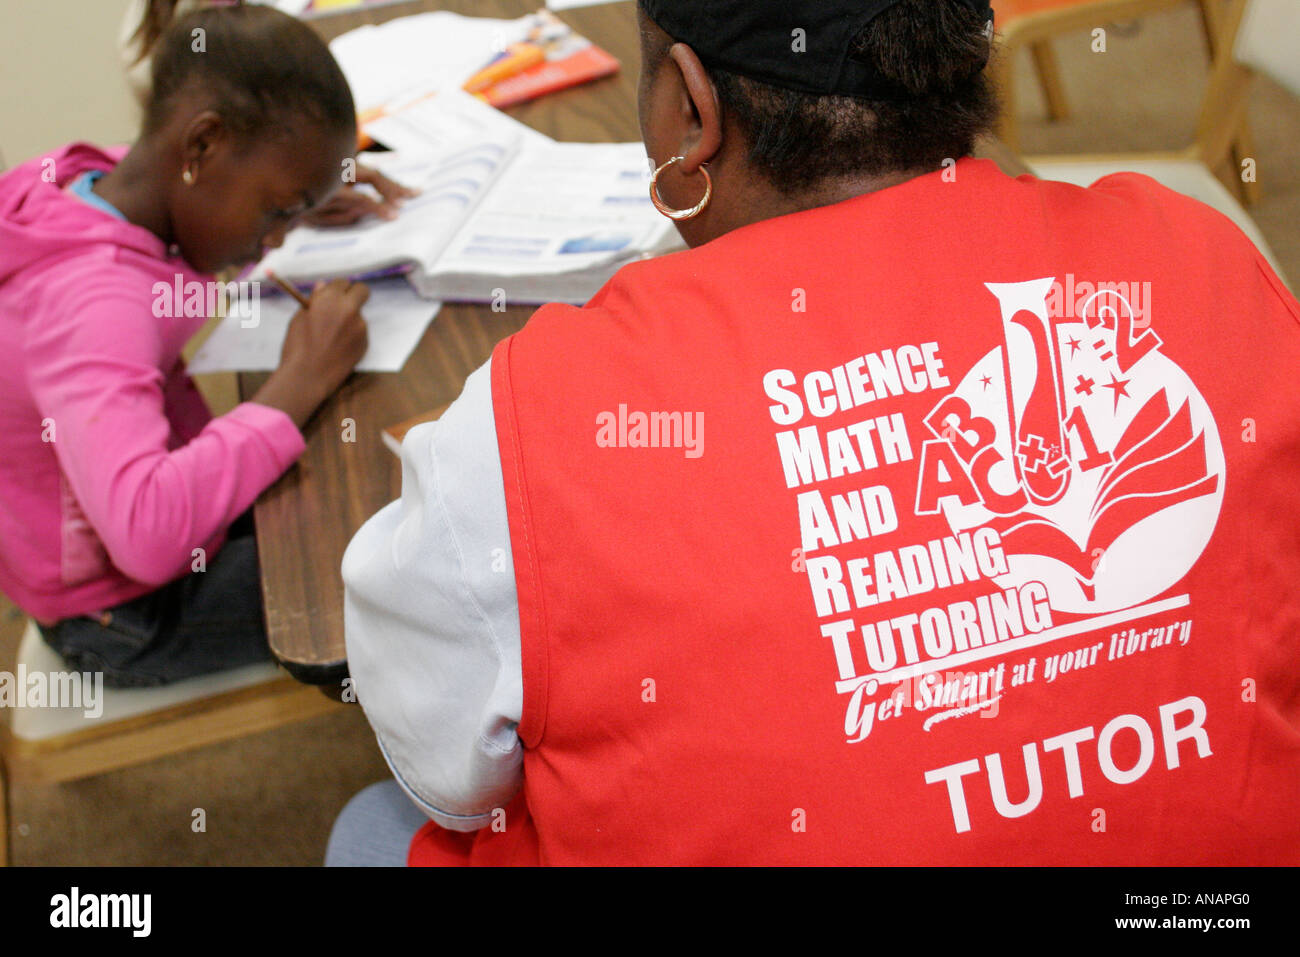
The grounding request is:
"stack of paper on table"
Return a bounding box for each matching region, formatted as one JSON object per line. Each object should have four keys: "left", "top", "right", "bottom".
{"left": 265, "top": 0, "right": 416, "bottom": 19}
{"left": 466, "top": 8, "right": 620, "bottom": 110}
{"left": 545, "top": 1, "right": 626, "bottom": 9}
{"left": 330, "top": 9, "right": 618, "bottom": 116}
{"left": 187, "top": 277, "right": 439, "bottom": 374}
{"left": 360, "top": 84, "right": 554, "bottom": 156}
{"left": 302, "top": 0, "right": 418, "bottom": 18}
{"left": 329, "top": 11, "right": 534, "bottom": 115}
{"left": 253, "top": 90, "right": 681, "bottom": 305}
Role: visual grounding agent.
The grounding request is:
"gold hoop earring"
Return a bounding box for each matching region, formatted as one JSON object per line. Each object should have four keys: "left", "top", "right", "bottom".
{"left": 650, "top": 156, "right": 712, "bottom": 221}
{"left": 182, "top": 166, "right": 195, "bottom": 186}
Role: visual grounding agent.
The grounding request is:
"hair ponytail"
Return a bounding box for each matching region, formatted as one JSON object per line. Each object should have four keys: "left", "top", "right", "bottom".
{"left": 130, "top": 0, "right": 186, "bottom": 65}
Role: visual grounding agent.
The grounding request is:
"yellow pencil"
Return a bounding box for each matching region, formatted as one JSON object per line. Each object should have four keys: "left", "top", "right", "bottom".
{"left": 267, "top": 271, "right": 311, "bottom": 309}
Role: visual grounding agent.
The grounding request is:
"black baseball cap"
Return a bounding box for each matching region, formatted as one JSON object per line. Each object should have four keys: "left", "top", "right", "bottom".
{"left": 640, "top": 0, "right": 995, "bottom": 99}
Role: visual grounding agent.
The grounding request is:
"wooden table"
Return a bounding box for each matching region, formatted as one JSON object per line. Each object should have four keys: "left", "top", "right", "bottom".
{"left": 240, "top": 0, "right": 642, "bottom": 684}
{"left": 242, "top": 0, "right": 1033, "bottom": 685}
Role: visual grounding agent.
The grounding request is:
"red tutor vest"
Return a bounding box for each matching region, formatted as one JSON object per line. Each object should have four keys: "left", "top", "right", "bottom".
{"left": 409, "top": 158, "right": 1300, "bottom": 865}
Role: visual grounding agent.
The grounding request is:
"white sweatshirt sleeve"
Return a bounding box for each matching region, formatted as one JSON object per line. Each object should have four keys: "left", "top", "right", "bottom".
{"left": 341, "top": 358, "right": 524, "bottom": 832}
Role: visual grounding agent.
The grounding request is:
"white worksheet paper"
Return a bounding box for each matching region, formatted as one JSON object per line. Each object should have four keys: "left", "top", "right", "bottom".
{"left": 187, "top": 277, "right": 440, "bottom": 374}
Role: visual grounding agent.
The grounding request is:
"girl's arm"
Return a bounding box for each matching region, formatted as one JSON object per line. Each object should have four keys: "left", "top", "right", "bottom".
{"left": 26, "top": 283, "right": 305, "bottom": 587}
{"left": 161, "top": 358, "right": 212, "bottom": 448}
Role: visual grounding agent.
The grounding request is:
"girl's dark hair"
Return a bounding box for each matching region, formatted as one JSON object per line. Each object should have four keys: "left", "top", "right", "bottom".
{"left": 645, "top": 0, "right": 1000, "bottom": 194}
{"left": 144, "top": 4, "right": 356, "bottom": 144}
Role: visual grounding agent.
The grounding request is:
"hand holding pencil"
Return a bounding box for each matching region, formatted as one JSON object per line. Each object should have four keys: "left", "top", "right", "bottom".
{"left": 251, "top": 274, "right": 370, "bottom": 429}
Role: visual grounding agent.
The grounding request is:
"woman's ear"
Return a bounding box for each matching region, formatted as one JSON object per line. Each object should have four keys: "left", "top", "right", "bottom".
{"left": 667, "top": 42, "right": 722, "bottom": 173}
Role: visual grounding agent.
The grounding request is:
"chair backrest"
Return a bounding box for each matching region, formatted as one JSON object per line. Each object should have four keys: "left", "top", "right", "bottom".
{"left": 1194, "top": 0, "right": 1295, "bottom": 168}
{"left": 1235, "top": 0, "right": 1300, "bottom": 98}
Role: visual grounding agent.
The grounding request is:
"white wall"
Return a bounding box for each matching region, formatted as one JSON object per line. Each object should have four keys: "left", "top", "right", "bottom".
{"left": 0, "top": 0, "right": 141, "bottom": 168}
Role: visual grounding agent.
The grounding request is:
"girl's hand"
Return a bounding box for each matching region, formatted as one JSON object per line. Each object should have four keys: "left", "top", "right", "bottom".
{"left": 302, "top": 165, "right": 418, "bottom": 227}
{"left": 253, "top": 279, "right": 370, "bottom": 428}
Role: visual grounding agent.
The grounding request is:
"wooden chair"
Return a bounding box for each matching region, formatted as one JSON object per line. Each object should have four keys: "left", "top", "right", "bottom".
{"left": 993, "top": 0, "right": 1259, "bottom": 203}
{"left": 0, "top": 618, "right": 342, "bottom": 865}
{"left": 1022, "top": 0, "right": 1295, "bottom": 286}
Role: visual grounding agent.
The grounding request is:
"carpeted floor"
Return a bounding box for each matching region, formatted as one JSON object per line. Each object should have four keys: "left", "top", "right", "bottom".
{"left": 1, "top": 2, "right": 1295, "bottom": 866}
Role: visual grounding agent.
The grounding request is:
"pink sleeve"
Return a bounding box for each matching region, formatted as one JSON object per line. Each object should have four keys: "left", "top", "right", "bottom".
{"left": 161, "top": 358, "right": 213, "bottom": 448}
{"left": 25, "top": 288, "right": 305, "bottom": 587}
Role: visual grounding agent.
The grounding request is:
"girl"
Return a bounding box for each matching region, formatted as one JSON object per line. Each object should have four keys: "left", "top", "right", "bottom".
{"left": 123, "top": 0, "right": 413, "bottom": 225}
{"left": 0, "top": 5, "right": 368, "bottom": 686}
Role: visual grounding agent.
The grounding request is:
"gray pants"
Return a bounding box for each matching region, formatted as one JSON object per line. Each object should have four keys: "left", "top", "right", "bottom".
{"left": 39, "top": 521, "right": 272, "bottom": 688}
{"left": 325, "top": 781, "right": 429, "bottom": 867}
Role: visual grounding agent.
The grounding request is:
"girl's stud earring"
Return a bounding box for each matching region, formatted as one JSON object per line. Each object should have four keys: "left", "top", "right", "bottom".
{"left": 182, "top": 167, "right": 195, "bottom": 186}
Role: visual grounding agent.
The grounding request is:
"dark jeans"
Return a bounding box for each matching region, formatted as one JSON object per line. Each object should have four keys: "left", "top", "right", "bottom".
{"left": 39, "top": 521, "right": 273, "bottom": 689}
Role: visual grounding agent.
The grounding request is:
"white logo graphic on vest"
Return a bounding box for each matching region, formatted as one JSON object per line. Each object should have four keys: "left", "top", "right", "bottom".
{"left": 766, "top": 277, "right": 1223, "bottom": 750}
{"left": 918, "top": 277, "right": 1224, "bottom": 614}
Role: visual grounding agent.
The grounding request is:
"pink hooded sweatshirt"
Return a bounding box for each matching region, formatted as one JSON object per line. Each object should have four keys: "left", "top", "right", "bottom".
{"left": 0, "top": 143, "right": 305, "bottom": 623}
